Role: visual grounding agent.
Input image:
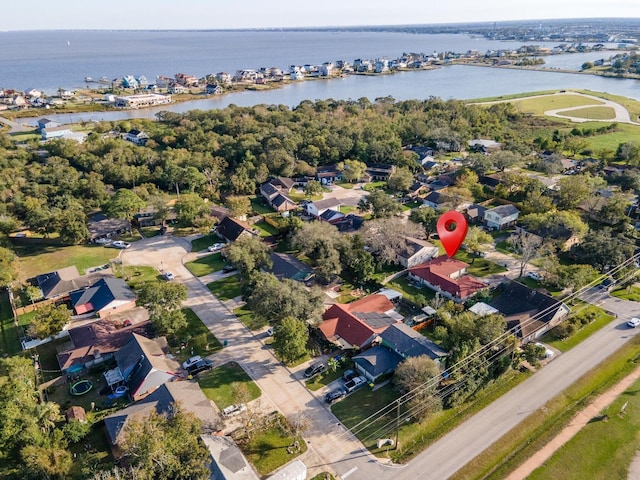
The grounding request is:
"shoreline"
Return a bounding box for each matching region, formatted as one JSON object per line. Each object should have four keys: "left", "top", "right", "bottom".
{"left": 3, "top": 59, "right": 639, "bottom": 128}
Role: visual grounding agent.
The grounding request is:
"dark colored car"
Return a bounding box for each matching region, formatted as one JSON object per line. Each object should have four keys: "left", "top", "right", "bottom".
{"left": 304, "top": 362, "right": 326, "bottom": 378}
{"left": 325, "top": 388, "right": 346, "bottom": 404}
{"left": 187, "top": 359, "right": 213, "bottom": 375}
{"left": 222, "top": 264, "right": 238, "bottom": 273}
{"left": 342, "top": 369, "right": 357, "bottom": 381}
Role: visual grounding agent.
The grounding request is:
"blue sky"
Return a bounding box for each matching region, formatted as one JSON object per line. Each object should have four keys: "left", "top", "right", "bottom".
{"left": 1, "top": 0, "right": 638, "bottom": 31}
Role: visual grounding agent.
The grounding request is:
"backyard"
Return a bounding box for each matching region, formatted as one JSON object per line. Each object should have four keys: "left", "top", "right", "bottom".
{"left": 16, "top": 244, "right": 119, "bottom": 281}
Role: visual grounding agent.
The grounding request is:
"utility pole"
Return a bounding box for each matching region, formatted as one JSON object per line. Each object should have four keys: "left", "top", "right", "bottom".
{"left": 395, "top": 399, "right": 401, "bottom": 449}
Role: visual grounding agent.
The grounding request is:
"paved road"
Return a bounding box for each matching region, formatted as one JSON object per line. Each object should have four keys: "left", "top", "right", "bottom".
{"left": 122, "top": 235, "right": 366, "bottom": 478}
{"left": 0, "top": 115, "right": 32, "bottom": 133}
{"left": 123, "top": 235, "right": 640, "bottom": 480}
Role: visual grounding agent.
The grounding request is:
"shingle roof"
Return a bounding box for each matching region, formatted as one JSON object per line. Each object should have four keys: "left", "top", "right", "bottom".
{"left": 409, "top": 255, "right": 486, "bottom": 299}
{"left": 320, "top": 294, "right": 401, "bottom": 348}
{"left": 260, "top": 182, "right": 279, "bottom": 198}
{"left": 380, "top": 323, "right": 448, "bottom": 359}
{"left": 69, "top": 277, "right": 136, "bottom": 314}
{"left": 114, "top": 333, "right": 180, "bottom": 399}
{"left": 309, "top": 198, "right": 342, "bottom": 211}
{"left": 486, "top": 204, "right": 519, "bottom": 218}
{"left": 268, "top": 252, "right": 313, "bottom": 282}
{"left": 489, "top": 280, "right": 569, "bottom": 338}
{"left": 36, "top": 266, "right": 112, "bottom": 299}
{"left": 271, "top": 193, "right": 296, "bottom": 209}
{"left": 104, "top": 381, "right": 216, "bottom": 445}
{"left": 215, "top": 216, "right": 253, "bottom": 242}
{"left": 353, "top": 345, "right": 403, "bottom": 378}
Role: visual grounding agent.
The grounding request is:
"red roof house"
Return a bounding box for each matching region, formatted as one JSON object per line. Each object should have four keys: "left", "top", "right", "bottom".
{"left": 408, "top": 255, "right": 486, "bottom": 303}
{"left": 318, "top": 294, "right": 403, "bottom": 350}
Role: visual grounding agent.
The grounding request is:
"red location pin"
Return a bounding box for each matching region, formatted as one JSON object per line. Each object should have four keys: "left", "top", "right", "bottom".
{"left": 437, "top": 211, "right": 468, "bottom": 257}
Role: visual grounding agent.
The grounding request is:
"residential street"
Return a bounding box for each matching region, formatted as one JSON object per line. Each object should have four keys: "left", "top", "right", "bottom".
{"left": 123, "top": 235, "right": 640, "bottom": 480}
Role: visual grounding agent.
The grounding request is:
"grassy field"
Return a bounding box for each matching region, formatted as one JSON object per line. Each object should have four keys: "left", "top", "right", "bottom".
{"left": 16, "top": 244, "right": 119, "bottom": 281}
{"left": 528, "top": 376, "right": 640, "bottom": 479}
{"left": 511, "top": 93, "right": 602, "bottom": 115}
{"left": 563, "top": 106, "right": 617, "bottom": 120}
{"left": 454, "top": 251, "right": 508, "bottom": 277}
{"left": 184, "top": 253, "right": 225, "bottom": 277}
{"left": 115, "top": 265, "right": 160, "bottom": 290}
{"left": 172, "top": 308, "right": 222, "bottom": 364}
{"left": 386, "top": 274, "right": 435, "bottom": 305}
{"left": 197, "top": 361, "right": 261, "bottom": 408}
{"left": 580, "top": 122, "right": 640, "bottom": 152}
{"left": 469, "top": 90, "right": 559, "bottom": 103}
{"left": 452, "top": 335, "right": 640, "bottom": 480}
{"left": 207, "top": 275, "right": 243, "bottom": 301}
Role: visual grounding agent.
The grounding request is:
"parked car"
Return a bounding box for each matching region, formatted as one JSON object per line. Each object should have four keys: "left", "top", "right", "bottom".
{"left": 112, "top": 241, "right": 131, "bottom": 249}
{"left": 163, "top": 271, "right": 175, "bottom": 280}
{"left": 187, "top": 359, "right": 213, "bottom": 375}
{"left": 342, "top": 369, "right": 357, "bottom": 381}
{"left": 208, "top": 243, "right": 225, "bottom": 252}
{"left": 627, "top": 317, "right": 640, "bottom": 328}
{"left": 526, "top": 271, "right": 541, "bottom": 281}
{"left": 94, "top": 238, "right": 112, "bottom": 245}
{"left": 304, "top": 362, "right": 326, "bottom": 378}
{"left": 266, "top": 326, "right": 274, "bottom": 336}
{"left": 344, "top": 376, "right": 367, "bottom": 393}
{"left": 222, "top": 264, "right": 238, "bottom": 273}
{"left": 182, "top": 355, "right": 203, "bottom": 370}
{"left": 325, "top": 388, "right": 346, "bottom": 404}
{"left": 222, "top": 403, "right": 247, "bottom": 417}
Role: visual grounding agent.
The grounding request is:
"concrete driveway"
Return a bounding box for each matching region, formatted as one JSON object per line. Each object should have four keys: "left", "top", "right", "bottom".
{"left": 323, "top": 184, "right": 370, "bottom": 207}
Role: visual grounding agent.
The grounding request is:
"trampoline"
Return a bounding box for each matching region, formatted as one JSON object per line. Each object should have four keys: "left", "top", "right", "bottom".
{"left": 69, "top": 379, "right": 93, "bottom": 396}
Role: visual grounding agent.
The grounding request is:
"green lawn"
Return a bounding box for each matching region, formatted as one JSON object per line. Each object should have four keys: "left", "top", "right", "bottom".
{"left": 305, "top": 364, "right": 351, "bottom": 391}
{"left": 172, "top": 308, "right": 222, "bottom": 363}
{"left": 544, "top": 305, "right": 615, "bottom": 352}
{"left": 16, "top": 244, "right": 119, "bottom": 281}
{"left": 511, "top": 93, "right": 603, "bottom": 115}
{"left": 233, "top": 306, "right": 268, "bottom": 330}
{"left": 529, "top": 377, "right": 640, "bottom": 480}
{"left": 191, "top": 234, "right": 224, "bottom": 253}
{"left": 331, "top": 383, "right": 400, "bottom": 450}
{"left": 363, "top": 181, "right": 387, "bottom": 191}
{"left": 581, "top": 123, "right": 640, "bottom": 152}
{"left": 453, "top": 251, "right": 508, "bottom": 277}
{"left": 250, "top": 196, "right": 276, "bottom": 215}
{"left": 139, "top": 226, "right": 162, "bottom": 238}
{"left": 0, "top": 290, "right": 20, "bottom": 356}
{"left": 610, "top": 285, "right": 640, "bottom": 302}
{"left": 197, "top": 362, "right": 261, "bottom": 409}
{"left": 563, "top": 106, "right": 616, "bottom": 120}
{"left": 184, "top": 253, "right": 226, "bottom": 277}
{"left": 240, "top": 414, "right": 307, "bottom": 475}
{"left": 386, "top": 274, "right": 435, "bottom": 305}
{"left": 253, "top": 220, "right": 279, "bottom": 237}
{"left": 207, "top": 276, "right": 243, "bottom": 301}
{"left": 115, "top": 265, "right": 161, "bottom": 290}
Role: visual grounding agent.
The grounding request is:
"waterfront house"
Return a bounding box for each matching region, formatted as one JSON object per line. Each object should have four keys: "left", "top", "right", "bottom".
{"left": 41, "top": 125, "right": 72, "bottom": 140}
{"left": 216, "top": 72, "right": 232, "bottom": 84}
{"left": 37, "top": 118, "right": 60, "bottom": 131}
{"left": 114, "top": 93, "right": 172, "bottom": 108}
{"left": 167, "top": 84, "right": 187, "bottom": 94}
{"left": 122, "top": 75, "right": 139, "bottom": 89}
{"left": 125, "top": 129, "right": 150, "bottom": 146}
{"left": 175, "top": 73, "right": 198, "bottom": 87}
{"left": 205, "top": 84, "right": 223, "bottom": 95}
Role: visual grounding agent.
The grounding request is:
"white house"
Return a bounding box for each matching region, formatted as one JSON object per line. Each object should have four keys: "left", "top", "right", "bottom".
{"left": 396, "top": 237, "right": 439, "bottom": 268}
{"left": 41, "top": 126, "right": 73, "bottom": 140}
{"left": 125, "top": 129, "right": 149, "bottom": 146}
{"left": 304, "top": 198, "right": 342, "bottom": 218}
{"left": 484, "top": 205, "right": 520, "bottom": 230}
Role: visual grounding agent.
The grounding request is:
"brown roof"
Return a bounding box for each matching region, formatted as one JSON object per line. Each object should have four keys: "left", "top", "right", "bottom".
{"left": 319, "top": 294, "right": 401, "bottom": 348}
{"left": 57, "top": 319, "right": 153, "bottom": 371}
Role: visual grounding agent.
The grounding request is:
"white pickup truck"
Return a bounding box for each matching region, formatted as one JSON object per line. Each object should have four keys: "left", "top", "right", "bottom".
{"left": 344, "top": 375, "right": 367, "bottom": 393}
